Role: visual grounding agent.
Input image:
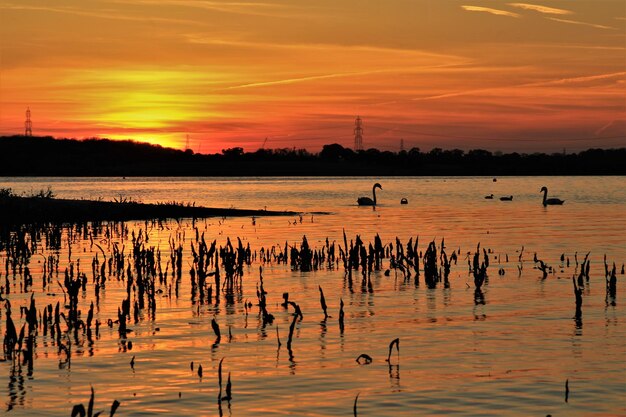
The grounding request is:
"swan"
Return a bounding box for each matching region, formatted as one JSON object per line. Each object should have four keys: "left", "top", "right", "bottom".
{"left": 358, "top": 183, "right": 382, "bottom": 206}
{"left": 500, "top": 195, "right": 513, "bottom": 201}
{"left": 484, "top": 194, "right": 494, "bottom": 199}
{"left": 541, "top": 186, "right": 564, "bottom": 206}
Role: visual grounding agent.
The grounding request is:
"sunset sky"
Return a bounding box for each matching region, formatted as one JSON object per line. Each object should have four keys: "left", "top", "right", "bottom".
{"left": 0, "top": 0, "right": 624, "bottom": 153}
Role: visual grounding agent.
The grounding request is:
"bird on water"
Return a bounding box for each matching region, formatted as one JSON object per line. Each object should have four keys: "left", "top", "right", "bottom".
{"left": 540, "top": 186, "right": 564, "bottom": 206}
{"left": 358, "top": 183, "right": 382, "bottom": 206}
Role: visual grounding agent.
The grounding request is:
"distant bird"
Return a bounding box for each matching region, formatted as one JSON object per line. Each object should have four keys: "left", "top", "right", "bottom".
{"left": 500, "top": 195, "right": 513, "bottom": 201}
{"left": 357, "top": 183, "right": 382, "bottom": 206}
{"left": 484, "top": 194, "right": 494, "bottom": 199}
{"left": 400, "top": 198, "right": 408, "bottom": 205}
{"left": 540, "top": 186, "right": 564, "bottom": 206}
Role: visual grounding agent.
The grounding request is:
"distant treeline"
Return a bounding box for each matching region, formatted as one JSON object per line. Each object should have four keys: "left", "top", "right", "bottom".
{"left": 1, "top": 135, "right": 625, "bottom": 176}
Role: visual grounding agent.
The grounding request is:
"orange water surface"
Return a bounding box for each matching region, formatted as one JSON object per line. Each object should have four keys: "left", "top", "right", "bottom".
{"left": 0, "top": 176, "right": 624, "bottom": 416}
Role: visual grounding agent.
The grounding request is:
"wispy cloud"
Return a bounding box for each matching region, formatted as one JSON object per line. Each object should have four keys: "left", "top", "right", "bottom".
{"left": 412, "top": 71, "right": 626, "bottom": 101}
{"left": 0, "top": 3, "right": 195, "bottom": 25}
{"left": 222, "top": 66, "right": 456, "bottom": 91}
{"left": 548, "top": 17, "right": 615, "bottom": 30}
{"left": 528, "top": 71, "right": 626, "bottom": 86}
{"left": 185, "top": 36, "right": 466, "bottom": 61}
{"left": 222, "top": 72, "right": 371, "bottom": 90}
{"left": 461, "top": 6, "right": 520, "bottom": 18}
{"left": 595, "top": 120, "right": 626, "bottom": 137}
{"left": 519, "top": 42, "right": 625, "bottom": 51}
{"left": 215, "top": 55, "right": 468, "bottom": 91}
{"left": 508, "top": 3, "right": 572, "bottom": 15}
{"left": 106, "top": 0, "right": 297, "bottom": 18}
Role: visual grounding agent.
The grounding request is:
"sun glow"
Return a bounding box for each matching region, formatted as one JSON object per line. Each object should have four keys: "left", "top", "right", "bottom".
{"left": 73, "top": 69, "right": 231, "bottom": 128}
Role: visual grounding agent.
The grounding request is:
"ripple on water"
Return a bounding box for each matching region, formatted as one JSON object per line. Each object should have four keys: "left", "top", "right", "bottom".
{"left": 0, "top": 176, "right": 624, "bottom": 416}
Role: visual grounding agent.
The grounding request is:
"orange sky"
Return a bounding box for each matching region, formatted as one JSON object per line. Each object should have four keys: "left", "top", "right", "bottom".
{"left": 0, "top": 1, "right": 624, "bottom": 153}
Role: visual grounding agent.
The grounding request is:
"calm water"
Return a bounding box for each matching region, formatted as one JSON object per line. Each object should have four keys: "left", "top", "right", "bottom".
{"left": 0, "top": 176, "right": 625, "bottom": 416}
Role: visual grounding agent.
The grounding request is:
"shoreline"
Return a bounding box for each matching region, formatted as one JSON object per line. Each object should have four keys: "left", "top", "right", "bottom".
{"left": 0, "top": 195, "right": 318, "bottom": 225}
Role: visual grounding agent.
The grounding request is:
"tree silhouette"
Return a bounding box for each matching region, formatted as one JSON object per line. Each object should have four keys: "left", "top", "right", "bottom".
{"left": 1, "top": 135, "right": 624, "bottom": 176}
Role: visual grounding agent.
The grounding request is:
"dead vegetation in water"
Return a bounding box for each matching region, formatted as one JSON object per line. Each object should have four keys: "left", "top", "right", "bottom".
{"left": 0, "top": 220, "right": 619, "bottom": 414}
{"left": 70, "top": 386, "right": 120, "bottom": 417}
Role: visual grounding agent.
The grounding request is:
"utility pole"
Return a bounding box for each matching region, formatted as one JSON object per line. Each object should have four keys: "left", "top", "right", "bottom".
{"left": 25, "top": 107, "right": 32, "bottom": 136}
{"left": 354, "top": 116, "right": 363, "bottom": 151}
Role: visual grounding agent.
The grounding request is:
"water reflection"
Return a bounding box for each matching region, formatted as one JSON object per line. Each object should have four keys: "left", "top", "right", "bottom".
{"left": 426, "top": 290, "right": 437, "bottom": 323}
{"left": 474, "top": 288, "right": 485, "bottom": 306}
{"left": 0, "top": 176, "right": 625, "bottom": 416}
{"left": 442, "top": 287, "right": 452, "bottom": 307}
{"left": 7, "top": 362, "right": 25, "bottom": 411}
{"left": 388, "top": 364, "right": 400, "bottom": 391}
{"left": 319, "top": 319, "right": 327, "bottom": 358}
{"left": 288, "top": 347, "right": 296, "bottom": 374}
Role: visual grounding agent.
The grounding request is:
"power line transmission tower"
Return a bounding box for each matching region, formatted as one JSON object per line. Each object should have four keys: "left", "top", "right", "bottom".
{"left": 400, "top": 138, "right": 405, "bottom": 152}
{"left": 25, "top": 107, "right": 32, "bottom": 136}
{"left": 354, "top": 116, "right": 363, "bottom": 151}
{"left": 185, "top": 134, "right": 190, "bottom": 151}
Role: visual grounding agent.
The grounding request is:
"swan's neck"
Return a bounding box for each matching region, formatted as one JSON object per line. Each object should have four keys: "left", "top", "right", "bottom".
{"left": 372, "top": 186, "right": 377, "bottom": 205}
{"left": 542, "top": 189, "right": 548, "bottom": 203}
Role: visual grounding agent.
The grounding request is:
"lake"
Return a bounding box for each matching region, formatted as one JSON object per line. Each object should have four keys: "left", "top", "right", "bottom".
{"left": 0, "top": 176, "right": 625, "bottom": 416}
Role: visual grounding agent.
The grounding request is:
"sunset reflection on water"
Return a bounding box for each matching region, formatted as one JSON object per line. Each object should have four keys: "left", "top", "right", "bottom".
{"left": 0, "top": 176, "right": 624, "bottom": 416}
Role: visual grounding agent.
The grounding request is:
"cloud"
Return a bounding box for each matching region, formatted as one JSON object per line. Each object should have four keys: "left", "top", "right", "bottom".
{"left": 594, "top": 120, "right": 626, "bottom": 137}
{"left": 220, "top": 64, "right": 462, "bottom": 90}
{"left": 105, "top": 0, "right": 297, "bottom": 18}
{"left": 548, "top": 17, "right": 615, "bottom": 30}
{"left": 221, "top": 72, "right": 374, "bottom": 90}
{"left": 0, "top": 3, "right": 195, "bottom": 25}
{"left": 532, "top": 71, "right": 626, "bottom": 86}
{"left": 461, "top": 6, "right": 520, "bottom": 18}
{"left": 412, "top": 71, "right": 626, "bottom": 101}
{"left": 508, "top": 3, "right": 572, "bottom": 15}
{"left": 185, "top": 36, "right": 465, "bottom": 61}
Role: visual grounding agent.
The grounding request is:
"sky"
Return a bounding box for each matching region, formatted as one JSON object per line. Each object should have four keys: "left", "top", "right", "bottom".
{"left": 0, "top": 0, "right": 624, "bottom": 153}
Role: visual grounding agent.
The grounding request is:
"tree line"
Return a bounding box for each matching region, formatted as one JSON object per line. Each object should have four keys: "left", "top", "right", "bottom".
{"left": 1, "top": 135, "right": 624, "bottom": 176}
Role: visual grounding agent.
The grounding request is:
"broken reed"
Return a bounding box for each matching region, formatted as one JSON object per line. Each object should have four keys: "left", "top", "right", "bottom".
{"left": 2, "top": 219, "right": 621, "bottom": 414}
{"left": 1, "top": 221, "right": 498, "bottom": 377}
